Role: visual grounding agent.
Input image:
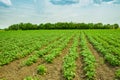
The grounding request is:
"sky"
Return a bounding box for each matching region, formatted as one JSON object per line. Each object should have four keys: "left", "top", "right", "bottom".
{"left": 0, "top": 0, "right": 120, "bottom": 28}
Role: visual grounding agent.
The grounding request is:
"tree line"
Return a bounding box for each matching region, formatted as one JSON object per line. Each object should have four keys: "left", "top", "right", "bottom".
{"left": 6, "top": 22, "right": 119, "bottom": 30}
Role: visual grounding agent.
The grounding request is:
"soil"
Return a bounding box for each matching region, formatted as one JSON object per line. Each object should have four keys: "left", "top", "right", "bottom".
{"left": 86, "top": 37, "right": 115, "bottom": 80}
{"left": 0, "top": 58, "right": 43, "bottom": 80}
{"left": 38, "top": 36, "right": 74, "bottom": 80}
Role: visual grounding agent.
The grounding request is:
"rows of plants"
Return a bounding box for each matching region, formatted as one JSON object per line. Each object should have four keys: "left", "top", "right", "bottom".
{"left": 1, "top": 30, "right": 120, "bottom": 80}
{"left": 22, "top": 33, "right": 74, "bottom": 80}
{"left": 0, "top": 30, "right": 64, "bottom": 66}
{"left": 85, "top": 30, "right": 120, "bottom": 59}
{"left": 93, "top": 36, "right": 120, "bottom": 61}
{"left": 94, "top": 36, "right": 120, "bottom": 59}
{"left": 99, "top": 36, "right": 120, "bottom": 47}
{"left": 44, "top": 34, "right": 73, "bottom": 63}
{"left": 0, "top": 31, "right": 53, "bottom": 53}
{"left": 35, "top": 34, "right": 75, "bottom": 80}
{"left": 22, "top": 34, "right": 69, "bottom": 66}
{"left": 63, "top": 35, "right": 79, "bottom": 80}
{"left": 88, "top": 30, "right": 120, "bottom": 47}
{"left": 90, "top": 31, "right": 120, "bottom": 47}
{"left": 106, "top": 35, "right": 120, "bottom": 44}
{"left": 96, "top": 35, "right": 120, "bottom": 58}
{"left": 115, "top": 69, "right": 120, "bottom": 79}
{"left": 80, "top": 32, "right": 96, "bottom": 80}
{"left": 86, "top": 34, "right": 120, "bottom": 66}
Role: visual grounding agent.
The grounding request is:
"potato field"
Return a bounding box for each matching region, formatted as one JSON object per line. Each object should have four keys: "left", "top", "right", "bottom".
{"left": 0, "top": 30, "right": 120, "bottom": 80}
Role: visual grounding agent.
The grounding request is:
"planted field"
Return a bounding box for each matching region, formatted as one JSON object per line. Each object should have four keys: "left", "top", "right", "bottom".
{"left": 0, "top": 30, "right": 120, "bottom": 80}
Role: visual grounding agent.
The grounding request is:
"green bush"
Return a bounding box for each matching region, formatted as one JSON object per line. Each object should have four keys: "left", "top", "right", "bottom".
{"left": 37, "top": 65, "right": 47, "bottom": 75}
{"left": 23, "top": 55, "right": 38, "bottom": 66}
{"left": 115, "top": 69, "right": 120, "bottom": 79}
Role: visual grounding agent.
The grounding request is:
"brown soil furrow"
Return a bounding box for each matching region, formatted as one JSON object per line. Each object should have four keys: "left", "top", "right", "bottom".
{"left": 86, "top": 38, "right": 115, "bottom": 80}
{"left": 0, "top": 58, "right": 43, "bottom": 80}
{"left": 0, "top": 37, "right": 62, "bottom": 80}
{"left": 39, "top": 36, "right": 74, "bottom": 80}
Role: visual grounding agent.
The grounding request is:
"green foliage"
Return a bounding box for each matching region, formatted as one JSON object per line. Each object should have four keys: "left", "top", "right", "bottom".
{"left": 80, "top": 33, "right": 96, "bottom": 80}
{"left": 6, "top": 22, "right": 119, "bottom": 30}
{"left": 23, "top": 55, "right": 38, "bottom": 66}
{"left": 115, "top": 69, "right": 120, "bottom": 79}
{"left": 43, "top": 36, "right": 71, "bottom": 63}
{"left": 37, "top": 65, "right": 47, "bottom": 75}
{"left": 44, "top": 49, "right": 60, "bottom": 63}
{"left": 86, "top": 31, "right": 120, "bottom": 66}
{"left": 63, "top": 56, "right": 76, "bottom": 80}
{"left": 44, "top": 55, "right": 54, "bottom": 63}
{"left": 105, "top": 54, "right": 120, "bottom": 66}
{"left": 63, "top": 36, "right": 79, "bottom": 80}
{"left": 0, "top": 30, "right": 65, "bottom": 66}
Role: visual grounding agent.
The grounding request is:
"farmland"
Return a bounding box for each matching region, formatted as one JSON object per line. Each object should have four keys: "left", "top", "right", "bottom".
{"left": 0, "top": 30, "right": 120, "bottom": 80}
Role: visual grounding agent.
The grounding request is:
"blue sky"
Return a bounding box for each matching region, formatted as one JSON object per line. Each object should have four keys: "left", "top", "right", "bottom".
{"left": 0, "top": 0, "right": 120, "bottom": 28}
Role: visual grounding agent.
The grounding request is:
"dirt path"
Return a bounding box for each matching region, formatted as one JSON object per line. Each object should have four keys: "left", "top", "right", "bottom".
{"left": 39, "top": 36, "right": 74, "bottom": 80}
{"left": 86, "top": 37, "right": 115, "bottom": 80}
{"left": 0, "top": 37, "right": 61, "bottom": 80}
{"left": 0, "top": 58, "right": 44, "bottom": 80}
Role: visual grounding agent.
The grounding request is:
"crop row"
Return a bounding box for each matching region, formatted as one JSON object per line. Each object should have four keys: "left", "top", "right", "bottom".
{"left": 93, "top": 36, "right": 120, "bottom": 62}
{"left": 98, "top": 35, "right": 120, "bottom": 48}
{"left": 23, "top": 34, "right": 73, "bottom": 66}
{"left": 80, "top": 32, "right": 96, "bottom": 80}
{"left": 0, "top": 31, "right": 64, "bottom": 66}
{"left": 44, "top": 34, "right": 73, "bottom": 63}
{"left": 86, "top": 34, "right": 120, "bottom": 66}
{"left": 63, "top": 35, "right": 79, "bottom": 80}
{"left": 96, "top": 35, "right": 120, "bottom": 58}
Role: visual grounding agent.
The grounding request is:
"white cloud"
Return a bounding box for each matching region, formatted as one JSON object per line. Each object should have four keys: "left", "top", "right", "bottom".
{"left": 0, "top": 0, "right": 12, "bottom": 6}
{"left": 0, "top": 0, "right": 120, "bottom": 29}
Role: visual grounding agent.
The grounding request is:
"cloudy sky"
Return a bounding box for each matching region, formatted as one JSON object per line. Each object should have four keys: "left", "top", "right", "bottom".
{"left": 0, "top": 0, "right": 120, "bottom": 28}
